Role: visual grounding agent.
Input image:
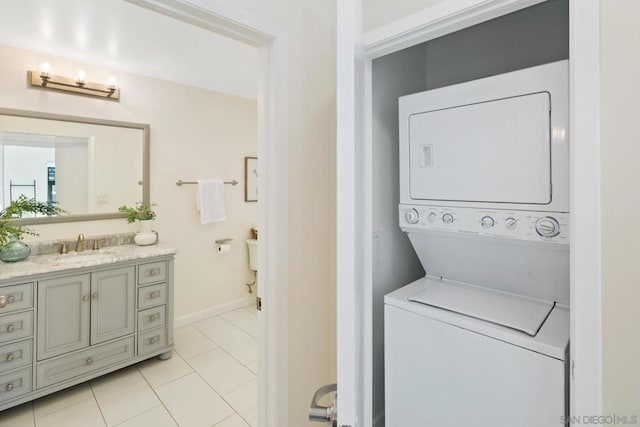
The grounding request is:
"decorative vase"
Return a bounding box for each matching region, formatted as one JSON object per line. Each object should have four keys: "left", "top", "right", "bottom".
{"left": 134, "top": 220, "right": 157, "bottom": 246}
{"left": 0, "top": 235, "right": 31, "bottom": 263}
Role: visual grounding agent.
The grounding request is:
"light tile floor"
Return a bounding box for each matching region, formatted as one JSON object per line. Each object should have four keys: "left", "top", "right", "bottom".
{"left": 0, "top": 306, "right": 257, "bottom": 427}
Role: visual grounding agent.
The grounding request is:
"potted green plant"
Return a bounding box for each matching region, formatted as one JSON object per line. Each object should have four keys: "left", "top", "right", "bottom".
{"left": 118, "top": 202, "right": 157, "bottom": 246}
{"left": 0, "top": 195, "right": 66, "bottom": 263}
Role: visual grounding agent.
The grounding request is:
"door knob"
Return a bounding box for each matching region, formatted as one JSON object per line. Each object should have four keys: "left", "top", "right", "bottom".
{"left": 309, "top": 383, "right": 337, "bottom": 426}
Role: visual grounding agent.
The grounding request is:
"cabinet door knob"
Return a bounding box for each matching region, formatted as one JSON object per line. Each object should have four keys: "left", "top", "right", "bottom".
{"left": 92, "top": 293, "right": 99, "bottom": 300}
{"left": 6, "top": 296, "right": 14, "bottom": 304}
{"left": 148, "top": 291, "right": 160, "bottom": 299}
{"left": 149, "top": 314, "right": 159, "bottom": 322}
{"left": 6, "top": 324, "right": 15, "bottom": 333}
{"left": 86, "top": 358, "right": 93, "bottom": 365}
{"left": 0, "top": 295, "right": 6, "bottom": 308}
{"left": 5, "top": 383, "right": 13, "bottom": 391}
{"left": 82, "top": 295, "right": 89, "bottom": 301}
{"left": 6, "top": 353, "right": 14, "bottom": 362}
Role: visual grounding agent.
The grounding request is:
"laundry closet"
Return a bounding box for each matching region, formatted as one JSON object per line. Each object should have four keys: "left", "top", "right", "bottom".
{"left": 370, "top": 0, "right": 569, "bottom": 425}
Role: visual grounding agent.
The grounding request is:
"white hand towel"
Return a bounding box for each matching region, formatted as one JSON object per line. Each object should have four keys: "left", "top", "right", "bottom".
{"left": 197, "top": 179, "right": 226, "bottom": 224}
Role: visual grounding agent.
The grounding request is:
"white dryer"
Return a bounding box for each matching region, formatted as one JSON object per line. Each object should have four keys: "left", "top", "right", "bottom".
{"left": 386, "top": 61, "right": 570, "bottom": 426}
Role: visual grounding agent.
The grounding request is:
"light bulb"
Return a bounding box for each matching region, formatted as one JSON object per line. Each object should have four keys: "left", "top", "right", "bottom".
{"left": 75, "top": 69, "right": 86, "bottom": 86}
{"left": 107, "top": 75, "right": 117, "bottom": 90}
{"left": 40, "top": 62, "right": 52, "bottom": 78}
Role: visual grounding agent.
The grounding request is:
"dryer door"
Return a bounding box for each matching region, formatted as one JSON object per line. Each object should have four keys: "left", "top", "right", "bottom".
{"left": 408, "top": 91, "right": 551, "bottom": 205}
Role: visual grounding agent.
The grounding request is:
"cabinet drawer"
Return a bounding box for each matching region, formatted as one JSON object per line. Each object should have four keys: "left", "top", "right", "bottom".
{"left": 36, "top": 336, "right": 134, "bottom": 389}
{"left": 138, "top": 327, "right": 166, "bottom": 356}
{"left": 0, "top": 283, "right": 33, "bottom": 315}
{"left": 0, "top": 311, "right": 32, "bottom": 345}
{"left": 138, "top": 261, "right": 167, "bottom": 285}
{"left": 0, "top": 367, "right": 32, "bottom": 403}
{"left": 0, "top": 339, "right": 32, "bottom": 375}
{"left": 138, "top": 306, "right": 166, "bottom": 332}
{"left": 137, "top": 283, "right": 167, "bottom": 309}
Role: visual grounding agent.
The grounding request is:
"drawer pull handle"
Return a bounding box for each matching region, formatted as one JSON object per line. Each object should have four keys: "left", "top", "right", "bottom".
{"left": 86, "top": 358, "right": 93, "bottom": 365}
{"left": 92, "top": 293, "right": 99, "bottom": 300}
{"left": 0, "top": 295, "right": 13, "bottom": 308}
{"left": 146, "top": 268, "right": 161, "bottom": 277}
{"left": 6, "top": 324, "right": 15, "bottom": 333}
{"left": 149, "top": 313, "right": 160, "bottom": 322}
{"left": 82, "top": 295, "right": 89, "bottom": 302}
{"left": 148, "top": 291, "right": 160, "bottom": 299}
{"left": 147, "top": 336, "right": 159, "bottom": 345}
{"left": 6, "top": 353, "right": 14, "bottom": 362}
{"left": 5, "top": 383, "right": 13, "bottom": 392}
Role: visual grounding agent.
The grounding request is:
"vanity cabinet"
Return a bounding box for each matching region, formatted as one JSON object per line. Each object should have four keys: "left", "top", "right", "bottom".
{"left": 37, "top": 266, "right": 135, "bottom": 360}
{"left": 0, "top": 247, "right": 175, "bottom": 411}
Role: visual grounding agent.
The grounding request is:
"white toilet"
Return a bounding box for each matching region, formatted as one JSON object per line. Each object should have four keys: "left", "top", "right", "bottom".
{"left": 246, "top": 239, "right": 258, "bottom": 272}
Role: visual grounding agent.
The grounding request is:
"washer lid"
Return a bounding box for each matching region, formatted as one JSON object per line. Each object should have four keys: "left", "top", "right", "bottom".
{"left": 408, "top": 278, "right": 555, "bottom": 336}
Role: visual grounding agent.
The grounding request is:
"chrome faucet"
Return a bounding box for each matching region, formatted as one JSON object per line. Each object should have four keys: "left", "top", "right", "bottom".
{"left": 76, "top": 234, "right": 85, "bottom": 252}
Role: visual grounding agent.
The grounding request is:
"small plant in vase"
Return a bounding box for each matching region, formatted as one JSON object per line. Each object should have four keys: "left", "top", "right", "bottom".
{"left": 118, "top": 202, "right": 157, "bottom": 246}
{"left": 0, "top": 195, "right": 66, "bottom": 262}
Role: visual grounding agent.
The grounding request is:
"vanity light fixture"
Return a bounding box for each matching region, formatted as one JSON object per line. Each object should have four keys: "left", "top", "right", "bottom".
{"left": 28, "top": 65, "right": 120, "bottom": 100}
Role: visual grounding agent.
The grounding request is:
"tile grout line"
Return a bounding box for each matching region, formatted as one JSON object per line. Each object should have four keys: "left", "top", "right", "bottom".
{"left": 137, "top": 364, "right": 181, "bottom": 427}
{"left": 89, "top": 381, "right": 109, "bottom": 427}
{"left": 181, "top": 348, "right": 255, "bottom": 424}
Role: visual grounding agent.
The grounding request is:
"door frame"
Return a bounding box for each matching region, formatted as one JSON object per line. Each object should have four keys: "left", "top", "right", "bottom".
{"left": 125, "top": 1, "right": 289, "bottom": 426}
{"left": 339, "top": 0, "right": 602, "bottom": 424}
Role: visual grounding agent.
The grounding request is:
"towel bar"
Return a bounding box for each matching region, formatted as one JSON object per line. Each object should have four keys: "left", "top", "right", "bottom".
{"left": 176, "top": 179, "right": 238, "bottom": 186}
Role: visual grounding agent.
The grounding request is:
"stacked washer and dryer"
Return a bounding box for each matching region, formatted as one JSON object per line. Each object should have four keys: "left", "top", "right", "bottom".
{"left": 385, "top": 60, "right": 570, "bottom": 426}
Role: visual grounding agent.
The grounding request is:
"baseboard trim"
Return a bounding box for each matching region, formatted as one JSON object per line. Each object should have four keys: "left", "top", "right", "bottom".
{"left": 174, "top": 296, "right": 255, "bottom": 328}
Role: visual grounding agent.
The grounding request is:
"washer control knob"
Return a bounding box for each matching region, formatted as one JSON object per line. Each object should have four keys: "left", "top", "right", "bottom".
{"left": 442, "top": 213, "right": 454, "bottom": 224}
{"left": 535, "top": 216, "right": 560, "bottom": 238}
{"left": 427, "top": 212, "right": 437, "bottom": 223}
{"left": 404, "top": 208, "right": 419, "bottom": 225}
{"left": 505, "top": 217, "right": 518, "bottom": 230}
{"left": 480, "top": 216, "right": 495, "bottom": 228}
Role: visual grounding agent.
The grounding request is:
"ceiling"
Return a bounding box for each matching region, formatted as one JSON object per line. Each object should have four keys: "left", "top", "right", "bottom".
{"left": 0, "top": 0, "right": 258, "bottom": 99}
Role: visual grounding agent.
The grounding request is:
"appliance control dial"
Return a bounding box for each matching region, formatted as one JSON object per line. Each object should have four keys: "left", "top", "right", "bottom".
{"left": 442, "top": 213, "right": 454, "bottom": 224}
{"left": 505, "top": 217, "right": 518, "bottom": 230}
{"left": 404, "top": 208, "right": 419, "bottom": 224}
{"left": 427, "top": 212, "right": 437, "bottom": 223}
{"left": 535, "top": 216, "right": 560, "bottom": 238}
{"left": 480, "top": 216, "right": 495, "bottom": 228}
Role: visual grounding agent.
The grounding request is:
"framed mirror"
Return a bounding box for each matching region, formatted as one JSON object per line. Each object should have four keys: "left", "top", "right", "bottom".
{"left": 0, "top": 108, "right": 149, "bottom": 225}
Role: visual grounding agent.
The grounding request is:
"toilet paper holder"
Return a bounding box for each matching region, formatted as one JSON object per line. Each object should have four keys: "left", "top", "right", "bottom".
{"left": 215, "top": 238, "right": 233, "bottom": 244}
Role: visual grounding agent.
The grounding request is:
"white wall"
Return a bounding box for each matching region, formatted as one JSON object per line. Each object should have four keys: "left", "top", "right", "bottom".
{"left": 0, "top": 43, "right": 258, "bottom": 320}
{"left": 3, "top": 145, "right": 49, "bottom": 205}
{"left": 600, "top": 0, "right": 640, "bottom": 417}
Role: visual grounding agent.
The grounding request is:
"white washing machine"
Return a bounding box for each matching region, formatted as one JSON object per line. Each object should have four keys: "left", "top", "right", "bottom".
{"left": 385, "top": 278, "right": 569, "bottom": 427}
{"left": 386, "top": 61, "right": 570, "bottom": 426}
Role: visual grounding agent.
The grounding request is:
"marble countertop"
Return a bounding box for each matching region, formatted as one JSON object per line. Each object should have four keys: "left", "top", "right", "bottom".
{"left": 0, "top": 244, "right": 177, "bottom": 282}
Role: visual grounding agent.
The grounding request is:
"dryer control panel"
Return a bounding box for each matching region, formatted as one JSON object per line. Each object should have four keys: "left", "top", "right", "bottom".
{"left": 399, "top": 204, "right": 569, "bottom": 245}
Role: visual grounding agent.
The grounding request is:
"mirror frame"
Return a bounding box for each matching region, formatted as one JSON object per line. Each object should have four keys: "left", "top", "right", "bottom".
{"left": 0, "top": 107, "right": 150, "bottom": 225}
